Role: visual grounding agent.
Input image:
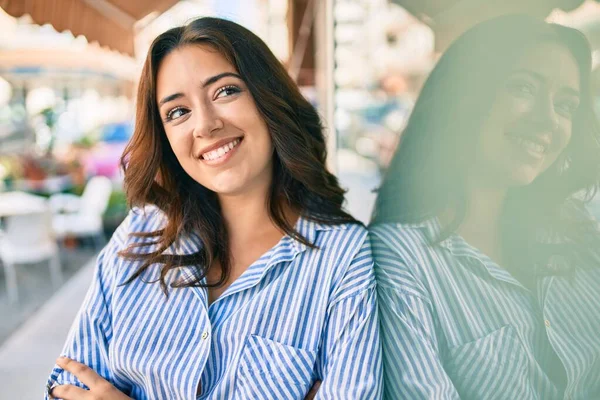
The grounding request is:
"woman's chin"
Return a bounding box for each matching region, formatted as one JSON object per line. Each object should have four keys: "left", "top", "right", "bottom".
{"left": 207, "top": 183, "right": 244, "bottom": 196}
{"left": 505, "top": 165, "right": 541, "bottom": 188}
{"left": 191, "top": 171, "right": 247, "bottom": 196}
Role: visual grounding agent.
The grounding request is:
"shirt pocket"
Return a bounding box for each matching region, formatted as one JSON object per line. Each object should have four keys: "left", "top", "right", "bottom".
{"left": 445, "top": 324, "right": 535, "bottom": 400}
{"left": 234, "top": 335, "right": 317, "bottom": 400}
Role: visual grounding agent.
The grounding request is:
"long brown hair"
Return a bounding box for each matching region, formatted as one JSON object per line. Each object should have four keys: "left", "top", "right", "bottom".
{"left": 120, "top": 17, "right": 356, "bottom": 292}
{"left": 373, "top": 15, "right": 600, "bottom": 274}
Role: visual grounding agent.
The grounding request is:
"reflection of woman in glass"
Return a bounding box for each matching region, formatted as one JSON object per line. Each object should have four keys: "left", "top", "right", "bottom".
{"left": 371, "top": 15, "right": 600, "bottom": 399}
{"left": 47, "top": 17, "right": 382, "bottom": 400}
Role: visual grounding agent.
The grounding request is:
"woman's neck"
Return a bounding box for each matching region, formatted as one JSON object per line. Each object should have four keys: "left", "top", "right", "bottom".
{"left": 455, "top": 182, "right": 508, "bottom": 263}
{"left": 217, "top": 181, "right": 297, "bottom": 248}
{"left": 207, "top": 182, "right": 296, "bottom": 302}
{"left": 219, "top": 189, "right": 276, "bottom": 245}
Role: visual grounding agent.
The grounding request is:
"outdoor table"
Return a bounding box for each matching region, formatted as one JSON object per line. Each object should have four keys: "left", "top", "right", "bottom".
{"left": 0, "top": 191, "right": 48, "bottom": 217}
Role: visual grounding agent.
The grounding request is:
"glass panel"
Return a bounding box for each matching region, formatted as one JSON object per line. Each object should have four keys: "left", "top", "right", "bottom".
{"left": 332, "top": 0, "right": 434, "bottom": 223}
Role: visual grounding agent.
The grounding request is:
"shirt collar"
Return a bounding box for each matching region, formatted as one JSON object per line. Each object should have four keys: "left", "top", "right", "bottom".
{"left": 411, "top": 217, "right": 526, "bottom": 289}
{"left": 175, "top": 214, "right": 337, "bottom": 292}
{"left": 404, "top": 217, "right": 443, "bottom": 246}
{"left": 291, "top": 214, "right": 336, "bottom": 252}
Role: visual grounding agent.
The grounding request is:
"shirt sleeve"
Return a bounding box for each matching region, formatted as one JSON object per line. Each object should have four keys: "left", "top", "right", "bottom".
{"left": 44, "top": 214, "right": 132, "bottom": 399}
{"left": 371, "top": 229, "right": 460, "bottom": 400}
{"left": 314, "top": 237, "right": 383, "bottom": 400}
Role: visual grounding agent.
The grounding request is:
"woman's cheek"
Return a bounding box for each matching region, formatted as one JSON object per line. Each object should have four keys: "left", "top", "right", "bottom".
{"left": 508, "top": 96, "right": 534, "bottom": 116}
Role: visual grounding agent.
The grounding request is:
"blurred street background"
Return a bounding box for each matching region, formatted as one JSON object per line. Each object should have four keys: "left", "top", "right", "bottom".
{"left": 2, "top": 0, "right": 600, "bottom": 398}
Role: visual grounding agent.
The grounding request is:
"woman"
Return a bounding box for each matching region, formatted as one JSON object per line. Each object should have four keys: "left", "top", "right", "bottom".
{"left": 46, "top": 17, "right": 382, "bottom": 400}
{"left": 371, "top": 15, "right": 600, "bottom": 400}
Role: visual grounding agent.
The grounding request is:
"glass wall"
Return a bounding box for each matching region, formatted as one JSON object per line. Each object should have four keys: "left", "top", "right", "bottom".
{"left": 330, "top": 0, "right": 434, "bottom": 222}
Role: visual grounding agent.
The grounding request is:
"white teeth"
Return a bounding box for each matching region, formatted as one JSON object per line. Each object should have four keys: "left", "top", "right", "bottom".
{"left": 516, "top": 137, "right": 545, "bottom": 154}
{"left": 202, "top": 139, "right": 240, "bottom": 161}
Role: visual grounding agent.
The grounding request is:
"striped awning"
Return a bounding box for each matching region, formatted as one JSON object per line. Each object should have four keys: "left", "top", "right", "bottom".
{"left": 0, "top": 0, "right": 180, "bottom": 55}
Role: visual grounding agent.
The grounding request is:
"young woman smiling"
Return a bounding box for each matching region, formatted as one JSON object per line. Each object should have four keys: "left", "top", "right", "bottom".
{"left": 46, "top": 17, "right": 382, "bottom": 400}
{"left": 371, "top": 15, "right": 600, "bottom": 400}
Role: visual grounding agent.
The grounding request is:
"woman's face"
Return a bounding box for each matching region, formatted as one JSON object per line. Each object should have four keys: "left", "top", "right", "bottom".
{"left": 474, "top": 41, "right": 581, "bottom": 189}
{"left": 156, "top": 44, "right": 273, "bottom": 197}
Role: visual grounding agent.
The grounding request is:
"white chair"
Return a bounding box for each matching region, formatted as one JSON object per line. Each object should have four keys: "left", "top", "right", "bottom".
{"left": 0, "top": 209, "right": 62, "bottom": 304}
{"left": 50, "top": 176, "right": 113, "bottom": 249}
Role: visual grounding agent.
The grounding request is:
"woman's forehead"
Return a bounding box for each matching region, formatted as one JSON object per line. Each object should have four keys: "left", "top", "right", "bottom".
{"left": 156, "top": 45, "right": 239, "bottom": 97}
{"left": 511, "top": 42, "right": 581, "bottom": 92}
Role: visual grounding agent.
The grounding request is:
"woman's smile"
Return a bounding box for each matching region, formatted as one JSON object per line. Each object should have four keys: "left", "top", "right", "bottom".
{"left": 198, "top": 137, "right": 243, "bottom": 166}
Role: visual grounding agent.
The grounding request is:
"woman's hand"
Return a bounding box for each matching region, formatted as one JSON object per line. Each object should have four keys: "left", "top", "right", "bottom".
{"left": 50, "top": 356, "right": 320, "bottom": 400}
{"left": 304, "top": 380, "right": 321, "bottom": 400}
{"left": 50, "top": 357, "right": 131, "bottom": 400}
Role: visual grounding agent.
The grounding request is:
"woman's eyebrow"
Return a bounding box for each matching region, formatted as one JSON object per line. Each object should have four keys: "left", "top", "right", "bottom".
{"left": 511, "top": 69, "right": 580, "bottom": 97}
{"left": 158, "top": 72, "right": 243, "bottom": 107}
{"left": 201, "top": 72, "right": 243, "bottom": 88}
{"left": 159, "top": 93, "right": 184, "bottom": 107}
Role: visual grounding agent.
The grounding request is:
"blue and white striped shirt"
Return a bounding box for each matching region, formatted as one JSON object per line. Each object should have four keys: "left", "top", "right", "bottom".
{"left": 370, "top": 220, "right": 600, "bottom": 400}
{"left": 46, "top": 207, "right": 382, "bottom": 399}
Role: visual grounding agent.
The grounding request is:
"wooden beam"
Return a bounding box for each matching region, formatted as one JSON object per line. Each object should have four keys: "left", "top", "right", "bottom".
{"left": 82, "top": 0, "right": 136, "bottom": 28}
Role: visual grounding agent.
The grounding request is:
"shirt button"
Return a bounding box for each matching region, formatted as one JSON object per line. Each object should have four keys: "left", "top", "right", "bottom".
{"left": 544, "top": 319, "right": 551, "bottom": 328}
{"left": 201, "top": 331, "right": 209, "bottom": 340}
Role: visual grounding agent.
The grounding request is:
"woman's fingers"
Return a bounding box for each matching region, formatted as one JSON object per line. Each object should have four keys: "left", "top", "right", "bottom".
{"left": 55, "top": 357, "right": 107, "bottom": 391}
{"left": 305, "top": 380, "right": 321, "bottom": 400}
{"left": 50, "top": 384, "right": 91, "bottom": 400}
{"left": 53, "top": 357, "right": 131, "bottom": 400}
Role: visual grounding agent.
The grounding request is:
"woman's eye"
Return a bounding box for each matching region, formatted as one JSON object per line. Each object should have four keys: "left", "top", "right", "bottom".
{"left": 507, "top": 81, "right": 536, "bottom": 97}
{"left": 215, "top": 85, "right": 241, "bottom": 99}
{"left": 555, "top": 100, "right": 579, "bottom": 119}
{"left": 166, "top": 107, "right": 188, "bottom": 121}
